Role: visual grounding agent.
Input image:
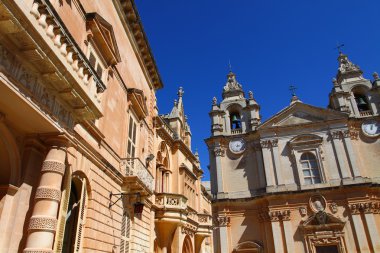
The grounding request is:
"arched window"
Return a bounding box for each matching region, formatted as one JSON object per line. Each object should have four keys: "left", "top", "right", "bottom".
{"left": 61, "top": 176, "right": 87, "bottom": 253}
{"left": 300, "top": 153, "right": 321, "bottom": 185}
{"left": 230, "top": 112, "right": 241, "bottom": 130}
{"left": 156, "top": 142, "right": 170, "bottom": 193}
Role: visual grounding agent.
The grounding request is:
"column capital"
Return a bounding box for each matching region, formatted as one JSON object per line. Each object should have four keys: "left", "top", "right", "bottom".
{"left": 216, "top": 215, "right": 230, "bottom": 227}
{"left": 268, "top": 209, "right": 292, "bottom": 222}
{"left": 214, "top": 146, "right": 226, "bottom": 157}
{"left": 42, "top": 134, "right": 70, "bottom": 148}
{"left": 349, "top": 202, "right": 380, "bottom": 214}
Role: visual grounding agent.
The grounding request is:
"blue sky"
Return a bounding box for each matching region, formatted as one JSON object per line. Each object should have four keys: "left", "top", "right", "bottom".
{"left": 136, "top": 1, "right": 380, "bottom": 181}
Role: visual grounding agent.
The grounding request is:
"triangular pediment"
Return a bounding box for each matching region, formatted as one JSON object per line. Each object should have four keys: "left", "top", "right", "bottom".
{"left": 258, "top": 102, "right": 347, "bottom": 129}
{"left": 86, "top": 13, "right": 121, "bottom": 66}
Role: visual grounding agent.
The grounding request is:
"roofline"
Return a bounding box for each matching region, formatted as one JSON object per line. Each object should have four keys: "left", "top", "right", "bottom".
{"left": 115, "top": 0, "right": 164, "bottom": 90}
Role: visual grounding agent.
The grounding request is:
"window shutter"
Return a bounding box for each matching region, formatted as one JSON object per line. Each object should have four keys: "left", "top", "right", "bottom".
{"left": 53, "top": 167, "right": 71, "bottom": 252}
{"left": 74, "top": 180, "right": 87, "bottom": 253}
{"left": 89, "top": 53, "right": 96, "bottom": 68}
{"left": 96, "top": 64, "right": 103, "bottom": 78}
{"left": 120, "top": 211, "right": 131, "bottom": 253}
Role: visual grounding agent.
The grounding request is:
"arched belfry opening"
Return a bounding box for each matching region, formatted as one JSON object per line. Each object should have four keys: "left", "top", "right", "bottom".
{"left": 230, "top": 112, "right": 242, "bottom": 130}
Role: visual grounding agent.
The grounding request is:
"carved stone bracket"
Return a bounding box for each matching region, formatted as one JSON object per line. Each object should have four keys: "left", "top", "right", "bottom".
{"left": 181, "top": 223, "right": 197, "bottom": 237}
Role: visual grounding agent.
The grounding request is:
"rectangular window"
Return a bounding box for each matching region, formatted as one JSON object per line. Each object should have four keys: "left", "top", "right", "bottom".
{"left": 315, "top": 245, "right": 339, "bottom": 253}
{"left": 127, "top": 116, "right": 137, "bottom": 158}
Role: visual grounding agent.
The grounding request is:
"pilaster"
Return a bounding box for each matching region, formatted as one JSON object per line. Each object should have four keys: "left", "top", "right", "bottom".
{"left": 348, "top": 203, "right": 371, "bottom": 253}
{"left": 330, "top": 131, "right": 351, "bottom": 179}
{"left": 216, "top": 215, "right": 230, "bottom": 253}
{"left": 342, "top": 130, "right": 361, "bottom": 178}
{"left": 214, "top": 145, "right": 226, "bottom": 195}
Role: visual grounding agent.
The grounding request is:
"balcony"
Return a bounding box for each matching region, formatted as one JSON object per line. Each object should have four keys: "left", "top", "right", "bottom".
{"left": 198, "top": 214, "right": 212, "bottom": 227}
{"left": 154, "top": 193, "right": 188, "bottom": 222}
{"left": 121, "top": 158, "right": 154, "bottom": 196}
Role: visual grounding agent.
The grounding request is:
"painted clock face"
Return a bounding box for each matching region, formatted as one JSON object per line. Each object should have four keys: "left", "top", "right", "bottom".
{"left": 229, "top": 139, "right": 246, "bottom": 154}
{"left": 362, "top": 120, "right": 380, "bottom": 137}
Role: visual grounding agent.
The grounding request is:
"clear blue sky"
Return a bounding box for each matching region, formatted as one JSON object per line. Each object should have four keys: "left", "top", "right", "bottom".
{"left": 136, "top": 1, "right": 380, "bottom": 181}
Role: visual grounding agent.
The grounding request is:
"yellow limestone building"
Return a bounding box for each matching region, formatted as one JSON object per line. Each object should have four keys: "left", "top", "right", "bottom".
{"left": 0, "top": 0, "right": 212, "bottom": 253}
{"left": 206, "top": 54, "right": 380, "bottom": 253}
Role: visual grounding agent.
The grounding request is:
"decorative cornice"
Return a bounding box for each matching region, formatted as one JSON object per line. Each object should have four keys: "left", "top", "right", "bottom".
{"left": 268, "top": 209, "right": 291, "bottom": 221}
{"left": 116, "top": 0, "right": 163, "bottom": 90}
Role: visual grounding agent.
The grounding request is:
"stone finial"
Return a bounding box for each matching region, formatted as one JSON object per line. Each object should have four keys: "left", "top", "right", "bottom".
{"left": 248, "top": 91, "right": 254, "bottom": 100}
{"left": 222, "top": 71, "right": 244, "bottom": 99}
{"left": 373, "top": 72, "right": 379, "bottom": 80}
{"left": 177, "top": 87, "right": 184, "bottom": 98}
{"left": 174, "top": 99, "right": 178, "bottom": 106}
{"left": 194, "top": 149, "right": 199, "bottom": 161}
{"left": 332, "top": 78, "right": 339, "bottom": 87}
{"left": 212, "top": 97, "right": 217, "bottom": 105}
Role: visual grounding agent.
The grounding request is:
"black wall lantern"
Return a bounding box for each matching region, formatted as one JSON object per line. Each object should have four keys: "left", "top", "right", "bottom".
{"left": 109, "top": 191, "right": 144, "bottom": 215}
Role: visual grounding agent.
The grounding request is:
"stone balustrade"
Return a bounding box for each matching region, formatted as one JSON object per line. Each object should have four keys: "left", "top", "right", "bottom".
{"left": 359, "top": 110, "right": 373, "bottom": 117}
{"left": 155, "top": 193, "right": 187, "bottom": 209}
{"left": 231, "top": 128, "right": 242, "bottom": 135}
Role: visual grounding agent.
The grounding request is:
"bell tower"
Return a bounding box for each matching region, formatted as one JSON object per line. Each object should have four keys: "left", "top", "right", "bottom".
{"left": 206, "top": 71, "right": 261, "bottom": 199}
{"left": 329, "top": 52, "right": 380, "bottom": 117}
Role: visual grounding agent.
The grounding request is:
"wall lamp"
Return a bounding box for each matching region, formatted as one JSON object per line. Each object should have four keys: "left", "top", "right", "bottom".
{"left": 109, "top": 191, "right": 144, "bottom": 215}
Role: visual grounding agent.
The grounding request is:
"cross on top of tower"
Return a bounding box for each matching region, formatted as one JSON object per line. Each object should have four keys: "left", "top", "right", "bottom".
{"left": 177, "top": 87, "right": 184, "bottom": 98}
{"left": 289, "top": 85, "right": 297, "bottom": 96}
{"left": 335, "top": 43, "right": 345, "bottom": 54}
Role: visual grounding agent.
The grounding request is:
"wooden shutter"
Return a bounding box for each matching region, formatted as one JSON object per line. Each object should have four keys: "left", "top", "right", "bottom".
{"left": 89, "top": 53, "right": 96, "bottom": 68}
{"left": 74, "top": 180, "right": 87, "bottom": 253}
{"left": 120, "top": 212, "right": 131, "bottom": 253}
{"left": 53, "top": 167, "right": 71, "bottom": 252}
{"left": 127, "top": 117, "right": 137, "bottom": 158}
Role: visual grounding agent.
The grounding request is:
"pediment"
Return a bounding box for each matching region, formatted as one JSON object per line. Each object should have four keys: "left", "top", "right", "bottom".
{"left": 301, "top": 212, "right": 345, "bottom": 232}
{"left": 86, "top": 13, "right": 121, "bottom": 66}
{"left": 127, "top": 88, "right": 148, "bottom": 120}
{"left": 259, "top": 102, "right": 347, "bottom": 129}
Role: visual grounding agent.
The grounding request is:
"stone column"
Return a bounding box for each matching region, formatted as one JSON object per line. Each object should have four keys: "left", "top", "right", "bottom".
{"left": 270, "top": 221, "right": 284, "bottom": 253}
{"left": 24, "top": 137, "right": 68, "bottom": 253}
{"left": 271, "top": 139, "right": 284, "bottom": 185}
{"left": 282, "top": 213, "right": 295, "bottom": 253}
{"left": 330, "top": 131, "right": 351, "bottom": 179}
{"left": 360, "top": 203, "right": 380, "bottom": 252}
{"left": 349, "top": 204, "right": 371, "bottom": 253}
{"left": 260, "top": 140, "right": 275, "bottom": 188}
{"left": 254, "top": 147, "right": 266, "bottom": 189}
{"left": 217, "top": 215, "right": 230, "bottom": 253}
{"left": 342, "top": 130, "right": 361, "bottom": 178}
{"left": 214, "top": 145, "right": 226, "bottom": 195}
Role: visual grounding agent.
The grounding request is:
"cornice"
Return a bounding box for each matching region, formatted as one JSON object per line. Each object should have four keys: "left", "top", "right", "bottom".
{"left": 114, "top": 0, "right": 163, "bottom": 90}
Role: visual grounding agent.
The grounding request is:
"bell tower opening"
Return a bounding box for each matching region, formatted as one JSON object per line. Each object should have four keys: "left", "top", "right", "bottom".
{"left": 354, "top": 93, "right": 370, "bottom": 112}
{"left": 230, "top": 112, "right": 241, "bottom": 130}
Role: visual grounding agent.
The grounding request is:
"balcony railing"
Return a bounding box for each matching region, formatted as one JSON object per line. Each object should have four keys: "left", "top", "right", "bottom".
{"left": 198, "top": 214, "right": 212, "bottom": 226}
{"left": 121, "top": 158, "right": 154, "bottom": 194}
{"left": 155, "top": 193, "right": 187, "bottom": 209}
{"left": 359, "top": 110, "right": 373, "bottom": 117}
{"left": 231, "top": 128, "right": 242, "bottom": 135}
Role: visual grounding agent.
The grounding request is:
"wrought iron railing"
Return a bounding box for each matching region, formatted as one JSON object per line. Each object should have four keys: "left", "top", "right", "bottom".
{"left": 122, "top": 158, "right": 154, "bottom": 193}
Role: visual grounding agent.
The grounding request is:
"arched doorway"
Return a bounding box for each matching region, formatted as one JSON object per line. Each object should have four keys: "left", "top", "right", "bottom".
{"left": 182, "top": 235, "right": 193, "bottom": 253}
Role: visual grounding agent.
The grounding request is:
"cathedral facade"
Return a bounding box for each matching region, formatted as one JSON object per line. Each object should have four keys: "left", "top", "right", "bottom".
{"left": 0, "top": 0, "right": 211, "bottom": 253}
{"left": 206, "top": 53, "right": 380, "bottom": 253}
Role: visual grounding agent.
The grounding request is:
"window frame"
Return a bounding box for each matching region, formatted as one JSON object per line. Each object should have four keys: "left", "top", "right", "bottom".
{"left": 288, "top": 135, "right": 326, "bottom": 187}
{"left": 126, "top": 114, "right": 138, "bottom": 158}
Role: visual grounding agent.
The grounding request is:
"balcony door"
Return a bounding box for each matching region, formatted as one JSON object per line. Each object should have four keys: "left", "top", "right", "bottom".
{"left": 315, "top": 245, "right": 339, "bottom": 253}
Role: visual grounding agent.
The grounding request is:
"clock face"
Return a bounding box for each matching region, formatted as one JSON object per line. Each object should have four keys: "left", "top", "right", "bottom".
{"left": 362, "top": 120, "right": 380, "bottom": 137}
{"left": 229, "top": 139, "right": 246, "bottom": 154}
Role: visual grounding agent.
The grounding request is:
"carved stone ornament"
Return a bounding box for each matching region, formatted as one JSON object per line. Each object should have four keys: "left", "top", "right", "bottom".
{"left": 212, "top": 97, "right": 217, "bottom": 105}
{"left": 41, "top": 161, "right": 65, "bottom": 175}
{"left": 28, "top": 216, "right": 57, "bottom": 232}
{"left": 214, "top": 146, "right": 226, "bottom": 157}
{"left": 299, "top": 207, "right": 307, "bottom": 217}
{"left": 217, "top": 216, "right": 230, "bottom": 227}
{"left": 330, "top": 130, "right": 342, "bottom": 140}
{"left": 260, "top": 139, "right": 278, "bottom": 149}
{"left": 181, "top": 224, "right": 196, "bottom": 237}
{"left": 330, "top": 202, "right": 338, "bottom": 214}
{"left": 348, "top": 202, "right": 380, "bottom": 215}
{"left": 309, "top": 194, "right": 327, "bottom": 213}
{"left": 338, "top": 53, "right": 362, "bottom": 74}
{"left": 35, "top": 187, "right": 61, "bottom": 202}
{"left": 268, "top": 209, "right": 291, "bottom": 222}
